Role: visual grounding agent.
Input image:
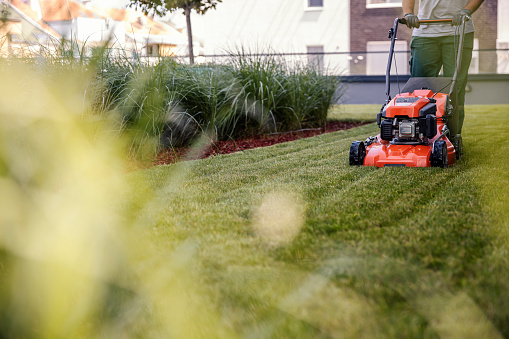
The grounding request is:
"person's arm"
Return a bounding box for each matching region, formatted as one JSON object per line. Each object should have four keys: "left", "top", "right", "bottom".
{"left": 452, "top": 0, "right": 484, "bottom": 25}
{"left": 464, "top": 0, "right": 484, "bottom": 14}
{"left": 402, "top": 0, "right": 416, "bottom": 16}
{"left": 402, "top": 0, "right": 419, "bottom": 28}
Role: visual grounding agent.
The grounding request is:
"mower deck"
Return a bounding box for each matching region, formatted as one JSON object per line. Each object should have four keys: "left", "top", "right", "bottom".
{"left": 363, "top": 136, "right": 456, "bottom": 168}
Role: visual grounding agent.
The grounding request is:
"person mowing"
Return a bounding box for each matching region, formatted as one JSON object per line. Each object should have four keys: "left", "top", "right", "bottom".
{"left": 402, "top": 0, "right": 485, "bottom": 154}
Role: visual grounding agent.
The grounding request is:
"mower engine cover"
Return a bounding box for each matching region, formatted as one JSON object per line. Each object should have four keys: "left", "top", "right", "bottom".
{"left": 385, "top": 90, "right": 433, "bottom": 119}
{"left": 384, "top": 89, "right": 446, "bottom": 119}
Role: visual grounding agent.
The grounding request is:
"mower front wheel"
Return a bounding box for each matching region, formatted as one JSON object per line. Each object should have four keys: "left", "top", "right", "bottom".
{"left": 349, "top": 141, "right": 366, "bottom": 166}
{"left": 431, "top": 140, "right": 448, "bottom": 168}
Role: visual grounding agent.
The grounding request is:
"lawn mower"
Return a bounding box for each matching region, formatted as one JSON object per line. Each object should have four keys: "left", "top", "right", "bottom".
{"left": 349, "top": 16, "right": 469, "bottom": 167}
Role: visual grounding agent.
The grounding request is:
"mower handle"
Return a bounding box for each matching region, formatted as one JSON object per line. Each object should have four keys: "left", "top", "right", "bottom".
{"left": 382, "top": 16, "right": 469, "bottom": 114}
{"left": 398, "top": 17, "right": 470, "bottom": 25}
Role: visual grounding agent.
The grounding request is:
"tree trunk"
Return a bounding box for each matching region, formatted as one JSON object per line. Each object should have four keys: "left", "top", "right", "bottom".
{"left": 184, "top": 5, "right": 194, "bottom": 64}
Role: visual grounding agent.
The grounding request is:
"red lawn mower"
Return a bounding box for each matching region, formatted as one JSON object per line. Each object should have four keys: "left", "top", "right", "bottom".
{"left": 349, "top": 17, "right": 469, "bottom": 168}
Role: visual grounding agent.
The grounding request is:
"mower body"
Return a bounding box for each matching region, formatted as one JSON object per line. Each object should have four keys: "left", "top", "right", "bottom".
{"left": 361, "top": 89, "right": 455, "bottom": 168}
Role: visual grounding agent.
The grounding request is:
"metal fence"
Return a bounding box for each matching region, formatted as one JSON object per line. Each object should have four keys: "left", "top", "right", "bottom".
{"left": 180, "top": 49, "right": 509, "bottom": 76}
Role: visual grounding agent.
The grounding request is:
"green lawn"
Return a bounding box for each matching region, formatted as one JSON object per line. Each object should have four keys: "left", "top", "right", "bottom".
{"left": 129, "top": 105, "right": 509, "bottom": 338}
{"left": 328, "top": 104, "right": 379, "bottom": 122}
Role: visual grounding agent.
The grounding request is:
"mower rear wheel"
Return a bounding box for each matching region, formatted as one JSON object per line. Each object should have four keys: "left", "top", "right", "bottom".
{"left": 349, "top": 141, "right": 366, "bottom": 166}
{"left": 431, "top": 140, "right": 448, "bottom": 168}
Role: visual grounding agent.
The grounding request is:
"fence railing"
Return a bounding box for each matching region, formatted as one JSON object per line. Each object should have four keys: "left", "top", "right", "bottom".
{"left": 2, "top": 43, "right": 508, "bottom": 76}
{"left": 182, "top": 49, "right": 509, "bottom": 76}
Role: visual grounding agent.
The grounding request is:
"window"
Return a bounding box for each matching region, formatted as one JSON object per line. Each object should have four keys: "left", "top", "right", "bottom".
{"left": 366, "top": 41, "right": 408, "bottom": 75}
{"left": 9, "top": 34, "right": 23, "bottom": 43}
{"left": 305, "top": 0, "right": 323, "bottom": 10}
{"left": 307, "top": 45, "right": 324, "bottom": 71}
{"left": 308, "top": 0, "right": 323, "bottom": 7}
{"left": 497, "top": 40, "right": 509, "bottom": 74}
{"left": 366, "top": 0, "right": 402, "bottom": 9}
{"left": 147, "top": 45, "right": 160, "bottom": 57}
{"left": 469, "top": 38, "right": 479, "bottom": 74}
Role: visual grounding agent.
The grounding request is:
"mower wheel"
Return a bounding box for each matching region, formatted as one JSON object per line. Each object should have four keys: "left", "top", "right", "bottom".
{"left": 453, "top": 134, "right": 463, "bottom": 159}
{"left": 349, "top": 141, "right": 366, "bottom": 166}
{"left": 431, "top": 140, "right": 448, "bottom": 168}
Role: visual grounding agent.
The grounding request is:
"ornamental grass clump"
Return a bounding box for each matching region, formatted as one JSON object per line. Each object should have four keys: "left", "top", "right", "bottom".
{"left": 162, "top": 64, "right": 245, "bottom": 145}
{"left": 226, "top": 50, "right": 287, "bottom": 134}
{"left": 92, "top": 58, "right": 181, "bottom": 159}
{"left": 92, "top": 49, "right": 341, "bottom": 153}
{"left": 280, "top": 65, "right": 339, "bottom": 130}
{"left": 225, "top": 49, "right": 340, "bottom": 132}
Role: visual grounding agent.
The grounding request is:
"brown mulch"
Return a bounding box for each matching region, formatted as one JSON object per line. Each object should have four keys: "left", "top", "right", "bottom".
{"left": 154, "top": 121, "right": 367, "bottom": 166}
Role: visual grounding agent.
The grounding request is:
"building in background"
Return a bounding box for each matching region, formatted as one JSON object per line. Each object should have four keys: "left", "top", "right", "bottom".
{"left": 350, "top": 0, "right": 411, "bottom": 76}
{"left": 1, "top": 0, "right": 188, "bottom": 58}
{"left": 350, "top": 0, "right": 499, "bottom": 75}
{"left": 167, "top": 0, "right": 506, "bottom": 75}
{"left": 89, "top": 5, "right": 188, "bottom": 58}
{"left": 167, "top": 0, "right": 350, "bottom": 73}
{"left": 41, "top": 0, "right": 124, "bottom": 47}
{"left": 0, "top": 0, "right": 61, "bottom": 57}
{"left": 2, "top": 0, "right": 508, "bottom": 74}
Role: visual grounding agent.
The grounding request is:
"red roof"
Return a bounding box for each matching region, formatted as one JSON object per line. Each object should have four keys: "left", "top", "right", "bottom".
{"left": 91, "top": 6, "right": 182, "bottom": 37}
{"left": 8, "top": 0, "right": 61, "bottom": 38}
{"left": 8, "top": 0, "right": 186, "bottom": 44}
{"left": 40, "top": 0, "right": 105, "bottom": 21}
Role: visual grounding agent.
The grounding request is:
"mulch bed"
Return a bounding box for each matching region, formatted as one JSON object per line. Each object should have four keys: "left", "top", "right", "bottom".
{"left": 154, "top": 121, "right": 367, "bottom": 166}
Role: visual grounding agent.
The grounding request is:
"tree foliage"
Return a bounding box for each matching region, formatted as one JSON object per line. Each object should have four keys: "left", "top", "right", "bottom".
{"left": 129, "top": 0, "right": 221, "bottom": 19}
{"left": 128, "top": 0, "right": 222, "bottom": 64}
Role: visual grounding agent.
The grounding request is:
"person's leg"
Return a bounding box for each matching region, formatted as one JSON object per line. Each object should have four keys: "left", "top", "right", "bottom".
{"left": 441, "top": 33, "right": 474, "bottom": 136}
{"left": 409, "top": 36, "right": 443, "bottom": 77}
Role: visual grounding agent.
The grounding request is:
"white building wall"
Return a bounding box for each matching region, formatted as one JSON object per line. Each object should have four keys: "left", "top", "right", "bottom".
{"left": 498, "top": 0, "right": 509, "bottom": 42}
{"left": 170, "top": 0, "right": 350, "bottom": 74}
{"left": 47, "top": 21, "right": 73, "bottom": 39}
{"left": 48, "top": 18, "right": 125, "bottom": 45}
{"left": 498, "top": 0, "right": 509, "bottom": 73}
{"left": 75, "top": 17, "right": 108, "bottom": 43}
{"left": 106, "top": 20, "right": 126, "bottom": 45}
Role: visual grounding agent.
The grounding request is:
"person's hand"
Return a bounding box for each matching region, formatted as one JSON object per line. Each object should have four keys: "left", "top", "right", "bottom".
{"left": 452, "top": 9, "right": 472, "bottom": 26}
{"left": 404, "top": 13, "right": 420, "bottom": 28}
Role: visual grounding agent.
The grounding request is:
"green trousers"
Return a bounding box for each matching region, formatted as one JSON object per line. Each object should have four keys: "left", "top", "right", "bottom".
{"left": 409, "top": 33, "right": 474, "bottom": 136}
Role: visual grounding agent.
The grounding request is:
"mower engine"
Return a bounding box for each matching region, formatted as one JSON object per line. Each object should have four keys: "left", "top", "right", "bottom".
{"left": 379, "top": 93, "right": 438, "bottom": 144}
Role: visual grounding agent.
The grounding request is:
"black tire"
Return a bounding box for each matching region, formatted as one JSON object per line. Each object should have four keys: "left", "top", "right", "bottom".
{"left": 349, "top": 141, "right": 366, "bottom": 166}
{"left": 453, "top": 134, "right": 463, "bottom": 159}
{"left": 431, "top": 140, "right": 448, "bottom": 168}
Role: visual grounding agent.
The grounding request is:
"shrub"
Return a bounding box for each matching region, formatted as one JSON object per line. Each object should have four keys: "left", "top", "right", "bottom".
{"left": 92, "top": 50, "right": 341, "bottom": 151}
